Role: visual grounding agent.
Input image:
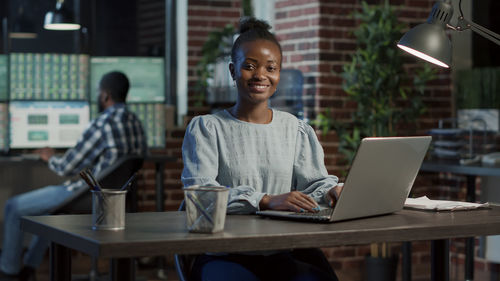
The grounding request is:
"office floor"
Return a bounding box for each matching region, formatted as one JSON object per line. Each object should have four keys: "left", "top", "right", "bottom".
{"left": 32, "top": 252, "right": 495, "bottom": 281}
{"left": 35, "top": 253, "right": 180, "bottom": 281}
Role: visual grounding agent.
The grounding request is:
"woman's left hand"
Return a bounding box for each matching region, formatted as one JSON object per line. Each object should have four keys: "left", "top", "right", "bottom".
{"left": 327, "top": 183, "right": 344, "bottom": 207}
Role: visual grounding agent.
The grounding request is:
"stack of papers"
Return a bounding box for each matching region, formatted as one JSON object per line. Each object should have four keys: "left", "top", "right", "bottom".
{"left": 405, "top": 196, "right": 490, "bottom": 211}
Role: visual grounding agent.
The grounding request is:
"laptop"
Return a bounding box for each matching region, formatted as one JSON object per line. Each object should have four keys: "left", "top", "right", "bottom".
{"left": 256, "top": 136, "right": 432, "bottom": 222}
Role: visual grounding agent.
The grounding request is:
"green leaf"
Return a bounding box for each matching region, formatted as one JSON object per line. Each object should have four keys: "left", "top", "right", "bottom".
{"left": 337, "top": 0, "right": 435, "bottom": 165}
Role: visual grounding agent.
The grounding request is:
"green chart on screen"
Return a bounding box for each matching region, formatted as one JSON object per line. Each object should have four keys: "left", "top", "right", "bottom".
{"left": 90, "top": 57, "right": 165, "bottom": 103}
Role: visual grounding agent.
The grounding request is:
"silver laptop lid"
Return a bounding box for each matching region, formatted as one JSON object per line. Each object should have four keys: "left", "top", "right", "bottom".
{"left": 331, "top": 136, "right": 431, "bottom": 222}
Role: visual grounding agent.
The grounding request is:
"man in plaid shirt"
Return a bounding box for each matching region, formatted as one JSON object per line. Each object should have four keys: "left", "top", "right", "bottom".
{"left": 0, "top": 71, "right": 148, "bottom": 279}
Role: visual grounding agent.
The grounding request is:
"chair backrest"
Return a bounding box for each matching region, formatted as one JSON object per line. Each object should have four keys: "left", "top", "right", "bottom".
{"left": 54, "top": 155, "right": 144, "bottom": 214}
{"left": 270, "top": 69, "right": 304, "bottom": 118}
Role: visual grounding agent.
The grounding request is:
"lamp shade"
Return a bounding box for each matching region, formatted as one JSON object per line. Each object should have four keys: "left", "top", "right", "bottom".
{"left": 397, "top": 1, "right": 453, "bottom": 68}
{"left": 397, "top": 23, "right": 451, "bottom": 68}
{"left": 44, "top": 2, "right": 80, "bottom": 31}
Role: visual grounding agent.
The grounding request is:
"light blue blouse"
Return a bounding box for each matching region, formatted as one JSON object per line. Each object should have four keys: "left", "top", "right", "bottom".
{"left": 181, "top": 109, "right": 339, "bottom": 214}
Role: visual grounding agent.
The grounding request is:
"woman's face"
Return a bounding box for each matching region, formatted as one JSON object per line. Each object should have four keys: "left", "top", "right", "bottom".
{"left": 230, "top": 39, "right": 281, "bottom": 105}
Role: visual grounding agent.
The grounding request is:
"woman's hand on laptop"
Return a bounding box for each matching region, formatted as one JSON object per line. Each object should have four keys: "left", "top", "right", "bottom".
{"left": 259, "top": 191, "right": 320, "bottom": 213}
{"left": 327, "top": 183, "right": 344, "bottom": 208}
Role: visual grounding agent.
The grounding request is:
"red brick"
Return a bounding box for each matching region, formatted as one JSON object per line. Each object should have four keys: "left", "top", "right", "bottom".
{"left": 333, "top": 42, "right": 356, "bottom": 51}
{"left": 188, "top": 9, "right": 218, "bottom": 17}
{"left": 408, "top": 0, "right": 433, "bottom": 8}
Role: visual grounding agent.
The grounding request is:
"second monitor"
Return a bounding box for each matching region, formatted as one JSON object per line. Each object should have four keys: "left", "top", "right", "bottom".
{"left": 9, "top": 101, "right": 90, "bottom": 149}
{"left": 90, "top": 57, "right": 165, "bottom": 103}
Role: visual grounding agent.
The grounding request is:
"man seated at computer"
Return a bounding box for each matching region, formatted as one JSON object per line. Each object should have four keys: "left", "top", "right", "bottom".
{"left": 0, "top": 71, "right": 148, "bottom": 280}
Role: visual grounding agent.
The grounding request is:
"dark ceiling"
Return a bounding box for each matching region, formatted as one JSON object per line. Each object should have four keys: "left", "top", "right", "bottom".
{"left": 1, "top": 0, "right": 140, "bottom": 56}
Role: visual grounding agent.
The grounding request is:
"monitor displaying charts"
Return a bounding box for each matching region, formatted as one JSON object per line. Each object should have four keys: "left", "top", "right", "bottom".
{"left": 0, "top": 103, "right": 7, "bottom": 151}
{"left": 90, "top": 57, "right": 165, "bottom": 103}
{"left": 9, "top": 53, "right": 89, "bottom": 100}
{"left": 9, "top": 101, "right": 90, "bottom": 148}
{"left": 90, "top": 102, "right": 166, "bottom": 148}
{"left": 0, "top": 55, "right": 7, "bottom": 101}
{"left": 128, "top": 103, "right": 166, "bottom": 148}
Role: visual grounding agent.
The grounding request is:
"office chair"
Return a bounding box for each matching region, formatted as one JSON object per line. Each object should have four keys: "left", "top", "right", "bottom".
{"left": 174, "top": 200, "right": 197, "bottom": 281}
{"left": 270, "top": 69, "right": 304, "bottom": 119}
{"left": 53, "top": 154, "right": 144, "bottom": 281}
{"left": 54, "top": 155, "right": 144, "bottom": 214}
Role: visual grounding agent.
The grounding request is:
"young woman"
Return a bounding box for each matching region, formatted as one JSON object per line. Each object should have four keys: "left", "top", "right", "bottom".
{"left": 182, "top": 17, "right": 342, "bottom": 281}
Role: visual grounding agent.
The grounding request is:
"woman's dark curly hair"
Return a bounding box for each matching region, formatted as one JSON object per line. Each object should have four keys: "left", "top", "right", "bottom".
{"left": 231, "top": 17, "right": 283, "bottom": 65}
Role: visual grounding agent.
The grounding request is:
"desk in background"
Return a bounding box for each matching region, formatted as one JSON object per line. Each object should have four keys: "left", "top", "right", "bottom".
{"left": 144, "top": 155, "right": 177, "bottom": 212}
{"left": 0, "top": 156, "right": 70, "bottom": 248}
{"left": 419, "top": 159, "right": 500, "bottom": 281}
{"left": 21, "top": 207, "right": 500, "bottom": 281}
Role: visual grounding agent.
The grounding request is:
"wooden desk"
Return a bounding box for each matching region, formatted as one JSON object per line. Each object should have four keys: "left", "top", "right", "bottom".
{"left": 420, "top": 160, "right": 500, "bottom": 280}
{"left": 21, "top": 207, "right": 500, "bottom": 281}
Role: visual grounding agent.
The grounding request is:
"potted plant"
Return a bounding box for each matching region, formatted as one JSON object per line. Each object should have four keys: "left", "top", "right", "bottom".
{"left": 313, "top": 1, "right": 436, "bottom": 280}
{"left": 339, "top": 0, "right": 436, "bottom": 163}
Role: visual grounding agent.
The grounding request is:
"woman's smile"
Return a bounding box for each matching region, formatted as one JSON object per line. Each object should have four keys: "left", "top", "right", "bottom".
{"left": 248, "top": 82, "right": 270, "bottom": 93}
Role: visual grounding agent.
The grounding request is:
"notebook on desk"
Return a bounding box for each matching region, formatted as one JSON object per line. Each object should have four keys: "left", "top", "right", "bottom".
{"left": 256, "top": 136, "right": 432, "bottom": 222}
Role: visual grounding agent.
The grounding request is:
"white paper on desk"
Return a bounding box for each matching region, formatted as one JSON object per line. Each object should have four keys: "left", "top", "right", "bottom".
{"left": 405, "top": 196, "right": 490, "bottom": 211}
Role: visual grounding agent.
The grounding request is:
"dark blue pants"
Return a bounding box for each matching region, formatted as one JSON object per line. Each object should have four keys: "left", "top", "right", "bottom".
{"left": 191, "top": 248, "right": 339, "bottom": 281}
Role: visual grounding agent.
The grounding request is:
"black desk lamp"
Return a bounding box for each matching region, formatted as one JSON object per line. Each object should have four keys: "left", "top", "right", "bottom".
{"left": 397, "top": 0, "right": 500, "bottom": 68}
{"left": 44, "top": 0, "right": 80, "bottom": 31}
{"left": 9, "top": 6, "right": 37, "bottom": 39}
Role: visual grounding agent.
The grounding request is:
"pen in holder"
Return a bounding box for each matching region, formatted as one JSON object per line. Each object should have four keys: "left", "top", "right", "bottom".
{"left": 79, "top": 171, "right": 100, "bottom": 191}
{"left": 80, "top": 169, "right": 128, "bottom": 230}
{"left": 120, "top": 173, "right": 137, "bottom": 191}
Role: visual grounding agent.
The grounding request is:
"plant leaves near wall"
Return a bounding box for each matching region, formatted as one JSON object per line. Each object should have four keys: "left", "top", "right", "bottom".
{"left": 194, "top": 24, "right": 236, "bottom": 106}
{"left": 456, "top": 67, "right": 500, "bottom": 109}
{"left": 332, "top": 0, "right": 436, "bottom": 165}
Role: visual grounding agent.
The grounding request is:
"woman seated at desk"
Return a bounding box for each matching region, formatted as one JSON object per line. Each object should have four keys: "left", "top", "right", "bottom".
{"left": 181, "top": 17, "right": 343, "bottom": 281}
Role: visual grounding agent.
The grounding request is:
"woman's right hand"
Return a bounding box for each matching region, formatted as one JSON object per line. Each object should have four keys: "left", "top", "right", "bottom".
{"left": 259, "top": 191, "right": 319, "bottom": 213}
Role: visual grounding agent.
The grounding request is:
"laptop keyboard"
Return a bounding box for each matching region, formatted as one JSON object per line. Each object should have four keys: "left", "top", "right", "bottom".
{"left": 290, "top": 208, "right": 334, "bottom": 221}
{"left": 295, "top": 208, "right": 333, "bottom": 217}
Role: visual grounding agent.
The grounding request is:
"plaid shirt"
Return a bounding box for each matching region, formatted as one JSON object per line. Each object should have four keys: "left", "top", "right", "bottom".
{"left": 48, "top": 103, "right": 148, "bottom": 191}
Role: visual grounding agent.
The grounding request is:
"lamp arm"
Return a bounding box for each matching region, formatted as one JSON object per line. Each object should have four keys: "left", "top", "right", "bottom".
{"left": 456, "top": 16, "right": 500, "bottom": 46}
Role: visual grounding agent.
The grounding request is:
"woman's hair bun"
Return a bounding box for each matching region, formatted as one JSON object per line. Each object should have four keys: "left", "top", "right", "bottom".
{"left": 239, "top": 17, "right": 271, "bottom": 34}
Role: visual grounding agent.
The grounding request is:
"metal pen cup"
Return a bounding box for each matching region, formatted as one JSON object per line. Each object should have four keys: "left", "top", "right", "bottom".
{"left": 91, "top": 189, "right": 127, "bottom": 230}
{"left": 183, "top": 185, "right": 229, "bottom": 233}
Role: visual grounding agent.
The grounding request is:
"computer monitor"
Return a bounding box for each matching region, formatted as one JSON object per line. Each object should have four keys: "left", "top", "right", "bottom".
{"left": 90, "top": 103, "right": 166, "bottom": 148}
{"left": 0, "top": 55, "right": 7, "bottom": 101}
{"left": 90, "top": 57, "right": 165, "bottom": 103}
{"left": 128, "top": 103, "right": 166, "bottom": 148}
{"left": 9, "top": 53, "right": 89, "bottom": 100}
{"left": 0, "top": 103, "right": 7, "bottom": 151}
{"left": 9, "top": 101, "right": 90, "bottom": 148}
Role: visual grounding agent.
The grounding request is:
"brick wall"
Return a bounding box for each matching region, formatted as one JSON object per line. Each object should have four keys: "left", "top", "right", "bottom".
{"left": 137, "top": 0, "right": 165, "bottom": 56}
{"left": 136, "top": 0, "right": 242, "bottom": 212}
{"left": 134, "top": 0, "right": 498, "bottom": 280}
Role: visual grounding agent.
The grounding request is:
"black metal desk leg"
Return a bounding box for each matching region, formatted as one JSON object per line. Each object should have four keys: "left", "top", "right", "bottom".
{"left": 155, "top": 162, "right": 167, "bottom": 279}
{"left": 50, "top": 242, "right": 71, "bottom": 281}
{"left": 466, "top": 175, "right": 476, "bottom": 202}
{"left": 431, "top": 239, "right": 449, "bottom": 281}
{"left": 402, "top": 241, "right": 412, "bottom": 281}
{"left": 155, "top": 162, "right": 165, "bottom": 212}
{"left": 110, "top": 258, "right": 134, "bottom": 281}
{"left": 465, "top": 238, "right": 474, "bottom": 281}
{"left": 465, "top": 175, "right": 476, "bottom": 281}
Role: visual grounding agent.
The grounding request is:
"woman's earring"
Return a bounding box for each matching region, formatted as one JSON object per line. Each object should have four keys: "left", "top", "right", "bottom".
{"left": 232, "top": 80, "right": 236, "bottom": 88}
